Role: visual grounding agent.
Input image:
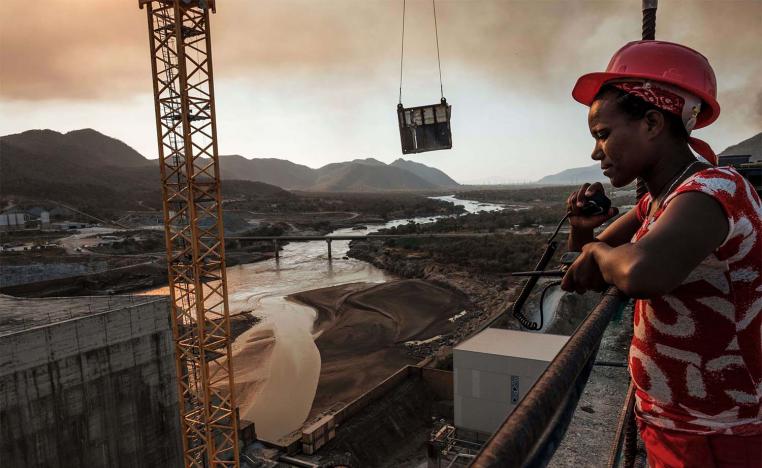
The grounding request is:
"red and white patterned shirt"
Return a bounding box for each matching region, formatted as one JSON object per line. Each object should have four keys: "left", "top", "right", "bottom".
{"left": 630, "top": 166, "right": 762, "bottom": 435}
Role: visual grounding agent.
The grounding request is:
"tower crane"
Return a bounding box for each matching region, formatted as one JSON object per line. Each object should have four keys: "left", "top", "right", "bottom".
{"left": 137, "top": 1, "right": 240, "bottom": 466}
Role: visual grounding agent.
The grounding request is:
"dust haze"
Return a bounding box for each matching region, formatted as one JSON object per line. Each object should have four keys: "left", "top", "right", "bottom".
{"left": 1, "top": 0, "right": 759, "bottom": 171}
{"left": 2, "top": 1, "right": 759, "bottom": 96}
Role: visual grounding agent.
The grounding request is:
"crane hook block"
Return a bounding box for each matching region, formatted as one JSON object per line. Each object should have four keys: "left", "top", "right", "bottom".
{"left": 397, "top": 98, "right": 453, "bottom": 154}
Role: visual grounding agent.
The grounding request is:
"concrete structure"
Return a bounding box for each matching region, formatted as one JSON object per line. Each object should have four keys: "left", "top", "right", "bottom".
{"left": 284, "top": 365, "right": 452, "bottom": 467}
{"left": 0, "top": 212, "right": 29, "bottom": 231}
{"left": 718, "top": 154, "right": 762, "bottom": 195}
{"left": 0, "top": 260, "right": 110, "bottom": 288}
{"left": 454, "top": 328, "right": 568, "bottom": 439}
{"left": 40, "top": 210, "right": 50, "bottom": 230}
{"left": 51, "top": 221, "right": 89, "bottom": 230}
{"left": 0, "top": 294, "right": 182, "bottom": 468}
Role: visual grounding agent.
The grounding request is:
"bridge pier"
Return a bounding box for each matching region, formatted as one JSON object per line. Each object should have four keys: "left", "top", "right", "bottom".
{"left": 327, "top": 239, "right": 332, "bottom": 260}
{"left": 273, "top": 239, "right": 279, "bottom": 259}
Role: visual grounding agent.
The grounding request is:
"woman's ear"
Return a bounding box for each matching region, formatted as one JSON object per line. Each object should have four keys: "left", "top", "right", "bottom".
{"left": 643, "top": 109, "right": 666, "bottom": 140}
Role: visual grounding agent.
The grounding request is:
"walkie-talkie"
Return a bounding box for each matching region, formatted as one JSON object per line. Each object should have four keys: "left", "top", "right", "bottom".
{"left": 580, "top": 191, "right": 612, "bottom": 217}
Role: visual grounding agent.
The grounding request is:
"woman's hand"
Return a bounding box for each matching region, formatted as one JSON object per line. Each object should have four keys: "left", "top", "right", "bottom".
{"left": 561, "top": 242, "right": 609, "bottom": 294}
{"left": 566, "top": 182, "right": 619, "bottom": 231}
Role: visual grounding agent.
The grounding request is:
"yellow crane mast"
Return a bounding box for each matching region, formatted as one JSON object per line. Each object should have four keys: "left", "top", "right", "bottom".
{"left": 138, "top": 1, "right": 240, "bottom": 466}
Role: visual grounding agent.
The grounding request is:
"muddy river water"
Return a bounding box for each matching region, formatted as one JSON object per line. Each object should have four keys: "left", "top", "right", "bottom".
{"left": 144, "top": 195, "right": 508, "bottom": 441}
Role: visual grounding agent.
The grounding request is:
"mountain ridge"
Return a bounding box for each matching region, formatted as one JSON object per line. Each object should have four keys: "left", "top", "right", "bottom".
{"left": 1, "top": 128, "right": 152, "bottom": 169}
{"left": 719, "top": 132, "right": 762, "bottom": 161}
{"left": 1, "top": 128, "right": 459, "bottom": 192}
{"left": 390, "top": 158, "right": 459, "bottom": 187}
{"left": 536, "top": 164, "right": 606, "bottom": 185}
{"left": 0, "top": 129, "right": 291, "bottom": 212}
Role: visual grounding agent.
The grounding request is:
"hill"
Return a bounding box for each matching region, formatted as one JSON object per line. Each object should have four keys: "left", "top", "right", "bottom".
{"left": 536, "top": 164, "right": 606, "bottom": 185}
{"left": 390, "top": 158, "right": 459, "bottom": 187}
{"left": 218, "top": 155, "right": 317, "bottom": 189}
{"left": 218, "top": 156, "right": 458, "bottom": 191}
{"left": 0, "top": 129, "right": 291, "bottom": 216}
{"left": 311, "top": 163, "right": 437, "bottom": 192}
{"left": 1, "top": 128, "right": 461, "bottom": 210}
{"left": 1, "top": 129, "right": 152, "bottom": 169}
{"left": 719, "top": 131, "right": 762, "bottom": 161}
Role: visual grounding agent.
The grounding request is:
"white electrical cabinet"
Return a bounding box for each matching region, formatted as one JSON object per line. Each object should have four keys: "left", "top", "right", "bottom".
{"left": 454, "top": 328, "right": 569, "bottom": 438}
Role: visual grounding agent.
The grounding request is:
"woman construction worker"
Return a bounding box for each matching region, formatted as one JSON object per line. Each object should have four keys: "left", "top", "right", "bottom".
{"left": 560, "top": 40, "right": 762, "bottom": 467}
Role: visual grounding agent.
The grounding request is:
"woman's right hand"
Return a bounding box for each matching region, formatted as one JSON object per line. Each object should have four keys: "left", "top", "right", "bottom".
{"left": 566, "top": 182, "right": 619, "bottom": 231}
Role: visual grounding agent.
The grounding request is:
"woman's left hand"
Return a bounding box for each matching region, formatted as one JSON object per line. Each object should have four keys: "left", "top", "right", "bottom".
{"left": 561, "top": 243, "right": 608, "bottom": 293}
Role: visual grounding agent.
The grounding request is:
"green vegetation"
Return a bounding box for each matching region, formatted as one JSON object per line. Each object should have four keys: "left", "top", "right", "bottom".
{"left": 225, "top": 223, "right": 289, "bottom": 252}
{"left": 366, "top": 181, "right": 636, "bottom": 275}
{"left": 457, "top": 185, "right": 582, "bottom": 204}
{"left": 226, "top": 192, "right": 464, "bottom": 219}
{"left": 456, "top": 183, "right": 636, "bottom": 207}
{"left": 237, "top": 223, "right": 287, "bottom": 237}
{"left": 385, "top": 204, "right": 567, "bottom": 233}
{"left": 384, "top": 233, "right": 549, "bottom": 274}
{"left": 89, "top": 230, "right": 164, "bottom": 255}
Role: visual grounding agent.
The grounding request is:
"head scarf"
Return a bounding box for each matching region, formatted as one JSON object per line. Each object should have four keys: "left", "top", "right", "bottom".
{"left": 608, "top": 79, "right": 717, "bottom": 165}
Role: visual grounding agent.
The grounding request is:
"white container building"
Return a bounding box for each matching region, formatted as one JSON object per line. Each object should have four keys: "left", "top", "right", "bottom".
{"left": 454, "top": 328, "right": 569, "bottom": 441}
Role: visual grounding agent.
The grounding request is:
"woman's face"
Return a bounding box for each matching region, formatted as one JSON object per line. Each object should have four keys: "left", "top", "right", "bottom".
{"left": 588, "top": 93, "right": 652, "bottom": 187}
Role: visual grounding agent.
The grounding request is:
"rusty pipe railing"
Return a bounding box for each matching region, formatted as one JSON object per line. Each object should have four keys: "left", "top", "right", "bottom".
{"left": 607, "top": 381, "right": 638, "bottom": 468}
{"left": 470, "top": 287, "right": 629, "bottom": 468}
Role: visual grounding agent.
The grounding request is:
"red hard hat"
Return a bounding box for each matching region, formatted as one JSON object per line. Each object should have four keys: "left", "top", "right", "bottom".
{"left": 572, "top": 40, "right": 720, "bottom": 129}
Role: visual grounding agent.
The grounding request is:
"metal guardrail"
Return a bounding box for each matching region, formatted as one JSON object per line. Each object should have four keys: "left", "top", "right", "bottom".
{"left": 607, "top": 381, "right": 638, "bottom": 468}
{"left": 470, "top": 287, "right": 629, "bottom": 468}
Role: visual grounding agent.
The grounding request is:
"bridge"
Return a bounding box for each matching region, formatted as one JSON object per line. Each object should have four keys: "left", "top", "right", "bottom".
{"left": 227, "top": 233, "right": 492, "bottom": 259}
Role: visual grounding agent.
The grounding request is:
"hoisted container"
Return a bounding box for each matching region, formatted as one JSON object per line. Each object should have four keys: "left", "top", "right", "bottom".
{"left": 395, "top": 0, "right": 452, "bottom": 154}
{"left": 397, "top": 98, "right": 452, "bottom": 154}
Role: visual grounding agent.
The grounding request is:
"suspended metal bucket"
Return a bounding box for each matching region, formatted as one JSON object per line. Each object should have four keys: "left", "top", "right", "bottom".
{"left": 397, "top": 98, "right": 452, "bottom": 154}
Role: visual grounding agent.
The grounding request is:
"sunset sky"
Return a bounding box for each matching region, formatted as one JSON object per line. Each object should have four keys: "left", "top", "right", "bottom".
{"left": 1, "top": 0, "right": 760, "bottom": 183}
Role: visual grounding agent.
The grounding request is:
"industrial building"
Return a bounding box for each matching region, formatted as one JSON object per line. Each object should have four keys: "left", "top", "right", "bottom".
{"left": 718, "top": 154, "right": 762, "bottom": 195}
{"left": 453, "top": 329, "right": 569, "bottom": 441}
{"left": 0, "top": 294, "right": 182, "bottom": 468}
{"left": 0, "top": 212, "right": 30, "bottom": 231}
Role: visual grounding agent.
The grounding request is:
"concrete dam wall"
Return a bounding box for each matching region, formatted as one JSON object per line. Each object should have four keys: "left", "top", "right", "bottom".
{"left": 0, "top": 295, "right": 182, "bottom": 468}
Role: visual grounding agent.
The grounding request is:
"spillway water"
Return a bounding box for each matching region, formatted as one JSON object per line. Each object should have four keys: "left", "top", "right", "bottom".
{"left": 144, "top": 195, "right": 509, "bottom": 441}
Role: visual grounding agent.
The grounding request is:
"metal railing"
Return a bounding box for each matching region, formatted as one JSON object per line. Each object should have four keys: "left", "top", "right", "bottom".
{"left": 470, "top": 287, "right": 630, "bottom": 468}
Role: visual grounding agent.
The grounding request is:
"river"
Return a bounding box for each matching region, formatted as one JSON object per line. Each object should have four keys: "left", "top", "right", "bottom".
{"left": 144, "top": 195, "right": 508, "bottom": 441}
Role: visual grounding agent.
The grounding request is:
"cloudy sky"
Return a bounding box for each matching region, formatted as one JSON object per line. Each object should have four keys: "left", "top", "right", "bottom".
{"left": 1, "top": 0, "right": 760, "bottom": 183}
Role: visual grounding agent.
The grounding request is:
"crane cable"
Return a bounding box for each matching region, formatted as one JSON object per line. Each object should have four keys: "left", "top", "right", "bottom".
{"left": 432, "top": 0, "right": 444, "bottom": 100}
{"left": 398, "top": 0, "right": 406, "bottom": 104}
{"left": 398, "top": 0, "right": 445, "bottom": 104}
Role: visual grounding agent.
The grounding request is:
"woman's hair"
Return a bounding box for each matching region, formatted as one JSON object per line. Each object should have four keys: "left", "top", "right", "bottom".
{"left": 594, "top": 85, "right": 689, "bottom": 142}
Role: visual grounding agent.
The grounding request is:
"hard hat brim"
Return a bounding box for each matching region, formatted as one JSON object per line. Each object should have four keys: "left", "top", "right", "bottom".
{"left": 572, "top": 71, "right": 720, "bottom": 129}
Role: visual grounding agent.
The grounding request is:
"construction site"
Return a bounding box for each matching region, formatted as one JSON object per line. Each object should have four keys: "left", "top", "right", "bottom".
{"left": 1, "top": 1, "right": 761, "bottom": 468}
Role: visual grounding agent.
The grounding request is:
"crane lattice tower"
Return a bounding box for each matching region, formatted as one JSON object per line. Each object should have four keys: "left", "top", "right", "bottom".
{"left": 138, "top": 1, "right": 240, "bottom": 466}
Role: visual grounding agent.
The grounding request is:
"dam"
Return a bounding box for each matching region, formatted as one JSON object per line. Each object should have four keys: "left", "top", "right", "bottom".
{"left": 0, "top": 295, "right": 181, "bottom": 468}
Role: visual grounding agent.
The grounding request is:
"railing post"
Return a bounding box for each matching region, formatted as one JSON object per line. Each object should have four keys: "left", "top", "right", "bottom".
{"left": 273, "top": 239, "right": 279, "bottom": 259}
{"left": 327, "top": 239, "right": 332, "bottom": 260}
